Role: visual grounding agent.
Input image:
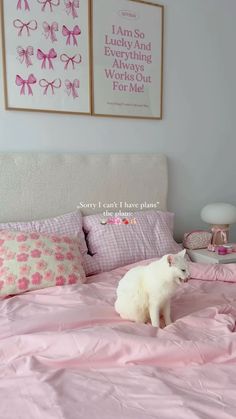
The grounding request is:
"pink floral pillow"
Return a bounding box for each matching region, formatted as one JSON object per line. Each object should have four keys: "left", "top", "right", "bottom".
{"left": 0, "top": 230, "right": 86, "bottom": 297}
{"left": 0, "top": 211, "right": 88, "bottom": 259}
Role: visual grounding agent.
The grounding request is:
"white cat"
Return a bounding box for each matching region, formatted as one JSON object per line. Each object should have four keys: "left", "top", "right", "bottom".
{"left": 115, "top": 249, "right": 189, "bottom": 327}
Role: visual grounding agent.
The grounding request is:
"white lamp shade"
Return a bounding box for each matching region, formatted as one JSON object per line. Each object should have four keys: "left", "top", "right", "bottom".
{"left": 201, "top": 203, "right": 236, "bottom": 225}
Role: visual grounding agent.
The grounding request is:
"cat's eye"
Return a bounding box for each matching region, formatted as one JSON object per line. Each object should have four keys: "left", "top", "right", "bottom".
{"left": 181, "top": 269, "right": 186, "bottom": 273}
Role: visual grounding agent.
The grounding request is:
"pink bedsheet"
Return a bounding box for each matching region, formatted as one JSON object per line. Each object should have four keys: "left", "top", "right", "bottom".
{"left": 1, "top": 259, "right": 236, "bottom": 418}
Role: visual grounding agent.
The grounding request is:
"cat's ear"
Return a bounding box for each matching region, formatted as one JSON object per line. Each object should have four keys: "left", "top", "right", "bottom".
{"left": 167, "top": 255, "right": 174, "bottom": 266}
{"left": 178, "top": 249, "right": 186, "bottom": 257}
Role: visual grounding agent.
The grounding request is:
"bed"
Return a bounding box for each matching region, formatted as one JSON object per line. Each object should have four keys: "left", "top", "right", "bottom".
{"left": 0, "top": 153, "right": 236, "bottom": 419}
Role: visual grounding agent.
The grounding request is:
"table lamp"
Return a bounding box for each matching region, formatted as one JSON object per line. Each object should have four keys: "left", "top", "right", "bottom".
{"left": 201, "top": 203, "right": 236, "bottom": 245}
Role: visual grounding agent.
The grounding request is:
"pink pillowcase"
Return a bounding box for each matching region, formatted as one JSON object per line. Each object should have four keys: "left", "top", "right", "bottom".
{"left": 0, "top": 230, "right": 86, "bottom": 297}
{"left": 83, "top": 210, "right": 181, "bottom": 275}
{"left": 0, "top": 211, "right": 88, "bottom": 258}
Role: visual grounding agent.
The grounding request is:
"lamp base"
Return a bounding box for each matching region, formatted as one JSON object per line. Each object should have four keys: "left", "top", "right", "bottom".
{"left": 211, "top": 224, "right": 229, "bottom": 245}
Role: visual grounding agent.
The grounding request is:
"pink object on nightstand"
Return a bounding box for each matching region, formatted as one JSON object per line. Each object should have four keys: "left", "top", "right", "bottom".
{"left": 223, "top": 245, "right": 233, "bottom": 254}
{"left": 207, "top": 244, "right": 216, "bottom": 252}
{"left": 218, "top": 246, "right": 227, "bottom": 255}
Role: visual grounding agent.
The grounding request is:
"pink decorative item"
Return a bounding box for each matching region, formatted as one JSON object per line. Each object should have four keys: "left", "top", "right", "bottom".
{"left": 65, "top": 0, "right": 80, "bottom": 19}
{"left": 17, "top": 46, "right": 34, "bottom": 67}
{"left": 15, "top": 74, "right": 37, "bottom": 95}
{"left": 60, "top": 53, "right": 81, "bottom": 70}
{"left": 43, "top": 22, "right": 59, "bottom": 42}
{"left": 39, "top": 79, "right": 62, "bottom": 95}
{"left": 0, "top": 0, "right": 99, "bottom": 114}
{"left": 65, "top": 79, "right": 80, "bottom": 99}
{"left": 223, "top": 245, "right": 233, "bottom": 254}
{"left": 17, "top": 0, "right": 30, "bottom": 11}
{"left": 217, "top": 246, "right": 227, "bottom": 255}
{"left": 62, "top": 25, "right": 81, "bottom": 46}
{"left": 13, "top": 19, "right": 38, "bottom": 36}
{"left": 37, "top": 0, "right": 60, "bottom": 12}
{"left": 183, "top": 230, "right": 212, "bottom": 250}
{"left": 207, "top": 243, "right": 216, "bottom": 252}
{"left": 37, "top": 48, "right": 57, "bottom": 69}
{"left": 211, "top": 226, "right": 229, "bottom": 246}
{"left": 0, "top": 230, "right": 86, "bottom": 297}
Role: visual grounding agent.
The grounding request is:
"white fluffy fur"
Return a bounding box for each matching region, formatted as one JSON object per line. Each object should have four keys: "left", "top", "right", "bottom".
{"left": 115, "top": 250, "right": 189, "bottom": 327}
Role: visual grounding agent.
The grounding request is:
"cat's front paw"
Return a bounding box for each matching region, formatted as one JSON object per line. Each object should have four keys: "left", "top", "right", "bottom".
{"left": 164, "top": 318, "right": 172, "bottom": 327}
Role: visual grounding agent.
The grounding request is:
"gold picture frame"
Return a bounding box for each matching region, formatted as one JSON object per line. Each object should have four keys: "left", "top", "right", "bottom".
{"left": 91, "top": 0, "right": 164, "bottom": 120}
{"left": 0, "top": 0, "right": 92, "bottom": 115}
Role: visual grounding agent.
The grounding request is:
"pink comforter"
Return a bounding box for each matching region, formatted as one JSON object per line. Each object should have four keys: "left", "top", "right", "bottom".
{"left": 1, "top": 259, "right": 236, "bottom": 419}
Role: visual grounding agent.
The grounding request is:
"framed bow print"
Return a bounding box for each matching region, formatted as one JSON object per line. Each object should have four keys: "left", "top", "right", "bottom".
{"left": 91, "top": 0, "right": 164, "bottom": 119}
{"left": 0, "top": 0, "right": 91, "bottom": 115}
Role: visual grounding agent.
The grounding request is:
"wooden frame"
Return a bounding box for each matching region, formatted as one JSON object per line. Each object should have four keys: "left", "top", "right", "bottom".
{"left": 91, "top": 0, "right": 164, "bottom": 120}
{"left": 1, "top": 0, "right": 164, "bottom": 119}
{"left": 0, "top": 0, "right": 91, "bottom": 115}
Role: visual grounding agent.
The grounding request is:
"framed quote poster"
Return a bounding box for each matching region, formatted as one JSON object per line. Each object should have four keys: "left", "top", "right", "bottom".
{"left": 91, "top": 0, "right": 164, "bottom": 119}
{"left": 0, "top": 0, "right": 91, "bottom": 115}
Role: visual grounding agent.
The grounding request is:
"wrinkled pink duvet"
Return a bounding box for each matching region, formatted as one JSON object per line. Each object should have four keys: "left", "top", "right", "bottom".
{"left": 1, "top": 259, "right": 236, "bottom": 419}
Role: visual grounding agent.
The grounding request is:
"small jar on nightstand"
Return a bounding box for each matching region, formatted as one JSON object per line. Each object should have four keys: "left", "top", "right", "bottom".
{"left": 187, "top": 246, "right": 236, "bottom": 264}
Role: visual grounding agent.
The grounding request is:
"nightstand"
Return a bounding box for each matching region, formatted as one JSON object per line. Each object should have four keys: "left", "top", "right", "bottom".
{"left": 187, "top": 248, "right": 236, "bottom": 264}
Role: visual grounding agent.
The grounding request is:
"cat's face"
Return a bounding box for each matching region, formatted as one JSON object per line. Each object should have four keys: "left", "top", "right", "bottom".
{"left": 167, "top": 250, "right": 189, "bottom": 284}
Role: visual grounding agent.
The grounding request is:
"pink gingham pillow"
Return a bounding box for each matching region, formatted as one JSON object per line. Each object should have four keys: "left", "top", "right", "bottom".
{"left": 83, "top": 210, "right": 181, "bottom": 275}
{"left": 0, "top": 230, "right": 86, "bottom": 297}
{"left": 0, "top": 211, "right": 88, "bottom": 258}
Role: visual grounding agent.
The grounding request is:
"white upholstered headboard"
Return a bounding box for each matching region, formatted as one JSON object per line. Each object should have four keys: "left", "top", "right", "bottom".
{"left": 0, "top": 153, "right": 168, "bottom": 222}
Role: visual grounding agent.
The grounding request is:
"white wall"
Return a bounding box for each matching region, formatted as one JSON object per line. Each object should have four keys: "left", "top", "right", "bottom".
{"left": 1, "top": 0, "right": 236, "bottom": 241}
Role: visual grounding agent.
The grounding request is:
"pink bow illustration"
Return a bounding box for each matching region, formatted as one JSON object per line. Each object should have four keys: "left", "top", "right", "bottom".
{"left": 65, "top": 79, "right": 80, "bottom": 99}
{"left": 17, "top": 0, "right": 30, "bottom": 11}
{"left": 37, "top": 0, "right": 60, "bottom": 12}
{"left": 43, "top": 21, "right": 59, "bottom": 42}
{"left": 15, "top": 74, "right": 37, "bottom": 95}
{"left": 65, "top": 0, "right": 80, "bottom": 19}
{"left": 37, "top": 48, "right": 57, "bottom": 69}
{"left": 39, "top": 78, "right": 61, "bottom": 95}
{"left": 60, "top": 53, "right": 81, "bottom": 70}
{"left": 13, "top": 19, "right": 38, "bottom": 36}
{"left": 17, "top": 46, "right": 34, "bottom": 67}
{"left": 62, "top": 25, "right": 81, "bottom": 46}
